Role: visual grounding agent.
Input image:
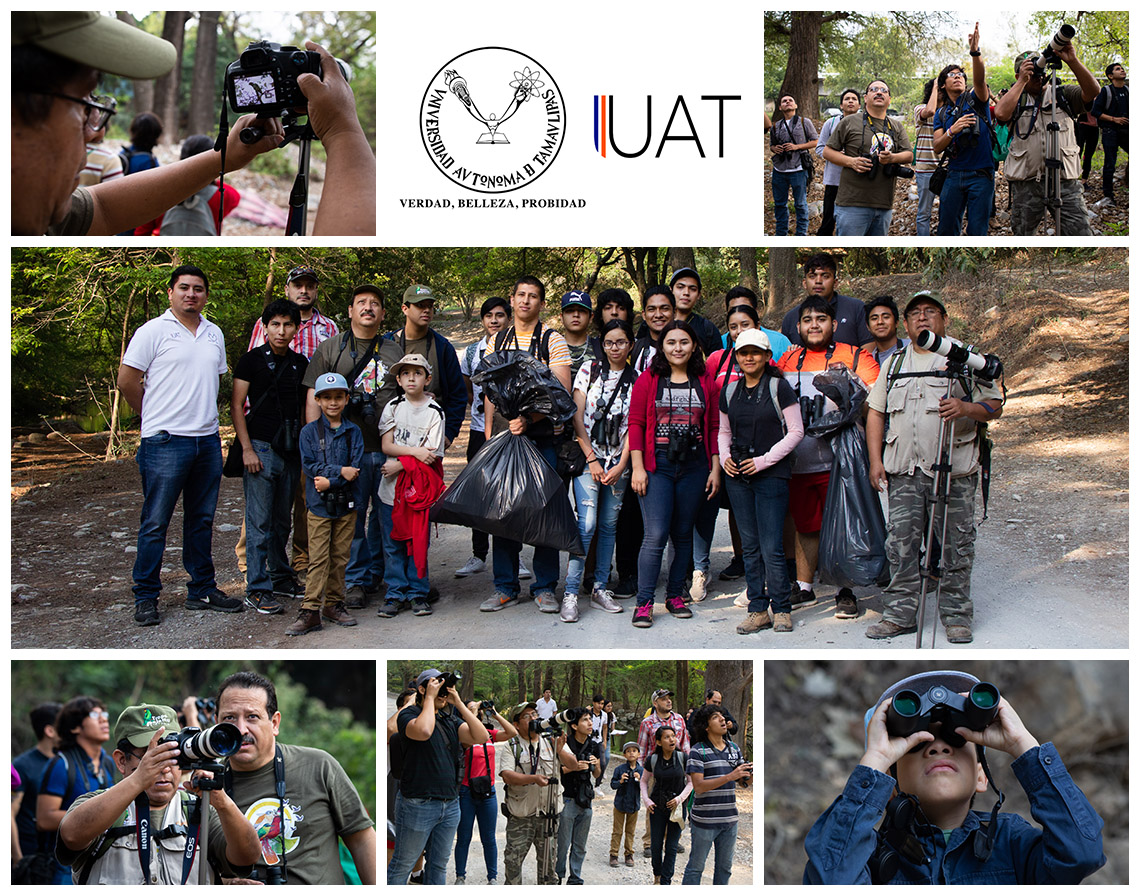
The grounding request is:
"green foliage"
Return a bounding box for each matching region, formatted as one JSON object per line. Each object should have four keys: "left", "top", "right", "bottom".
{"left": 1029, "top": 12, "right": 1128, "bottom": 74}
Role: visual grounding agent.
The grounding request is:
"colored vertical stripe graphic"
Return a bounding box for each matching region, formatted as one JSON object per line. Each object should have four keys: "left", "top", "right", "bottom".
{"left": 594, "top": 95, "right": 607, "bottom": 157}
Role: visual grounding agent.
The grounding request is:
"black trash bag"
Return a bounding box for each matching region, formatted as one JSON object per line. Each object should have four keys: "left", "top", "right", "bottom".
{"left": 806, "top": 365, "right": 868, "bottom": 439}
{"left": 430, "top": 430, "right": 584, "bottom": 554}
{"left": 818, "top": 425, "right": 889, "bottom": 587}
{"left": 472, "top": 350, "right": 576, "bottom": 425}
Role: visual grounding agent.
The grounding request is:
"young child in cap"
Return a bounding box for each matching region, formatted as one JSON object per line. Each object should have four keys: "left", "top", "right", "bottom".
{"left": 609, "top": 741, "right": 643, "bottom": 868}
{"left": 803, "top": 669, "right": 1105, "bottom": 884}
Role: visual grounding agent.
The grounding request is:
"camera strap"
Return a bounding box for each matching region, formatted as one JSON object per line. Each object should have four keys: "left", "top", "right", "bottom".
{"left": 221, "top": 746, "right": 287, "bottom": 879}
{"left": 793, "top": 344, "right": 834, "bottom": 397}
{"left": 334, "top": 333, "right": 383, "bottom": 396}
{"left": 180, "top": 791, "right": 203, "bottom": 885}
{"left": 134, "top": 791, "right": 153, "bottom": 884}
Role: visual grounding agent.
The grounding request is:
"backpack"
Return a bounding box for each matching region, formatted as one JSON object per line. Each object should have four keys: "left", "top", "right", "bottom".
{"left": 118, "top": 146, "right": 158, "bottom": 176}
{"left": 492, "top": 322, "right": 556, "bottom": 362}
{"left": 721, "top": 372, "right": 787, "bottom": 437}
{"left": 159, "top": 184, "right": 219, "bottom": 236}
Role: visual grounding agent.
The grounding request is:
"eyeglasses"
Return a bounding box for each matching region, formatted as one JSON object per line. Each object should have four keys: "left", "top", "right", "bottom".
{"left": 906, "top": 307, "right": 942, "bottom": 320}
{"left": 88, "top": 709, "right": 110, "bottom": 721}
{"left": 946, "top": 71, "right": 966, "bottom": 80}
{"left": 603, "top": 339, "right": 630, "bottom": 349}
{"left": 867, "top": 86, "right": 891, "bottom": 94}
{"left": 20, "top": 91, "right": 117, "bottom": 131}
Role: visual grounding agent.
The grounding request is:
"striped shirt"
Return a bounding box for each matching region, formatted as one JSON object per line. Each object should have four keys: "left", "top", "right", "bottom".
{"left": 913, "top": 104, "right": 938, "bottom": 172}
{"left": 688, "top": 740, "right": 744, "bottom": 828}
{"left": 248, "top": 307, "right": 339, "bottom": 359}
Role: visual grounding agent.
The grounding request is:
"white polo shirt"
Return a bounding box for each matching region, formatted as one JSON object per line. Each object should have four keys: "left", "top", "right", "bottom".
{"left": 122, "top": 309, "right": 228, "bottom": 438}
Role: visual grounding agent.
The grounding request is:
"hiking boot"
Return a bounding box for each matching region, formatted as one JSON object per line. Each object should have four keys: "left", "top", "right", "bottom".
{"left": 344, "top": 585, "right": 367, "bottom": 610}
{"left": 377, "top": 598, "right": 402, "bottom": 618}
{"left": 454, "top": 556, "right": 486, "bottom": 577}
{"left": 518, "top": 561, "right": 533, "bottom": 580}
{"left": 322, "top": 602, "right": 357, "bottom": 627}
{"left": 665, "top": 596, "right": 692, "bottom": 618}
{"left": 865, "top": 620, "right": 917, "bottom": 640}
{"left": 632, "top": 605, "right": 653, "bottom": 628}
{"left": 625, "top": 855, "right": 634, "bottom": 867}
{"left": 946, "top": 624, "right": 973, "bottom": 644}
{"left": 479, "top": 591, "right": 518, "bottom": 612}
{"left": 773, "top": 612, "right": 793, "bottom": 632}
{"left": 134, "top": 599, "right": 160, "bottom": 626}
{"left": 689, "top": 570, "right": 708, "bottom": 602}
{"left": 560, "top": 593, "right": 579, "bottom": 623}
{"left": 535, "top": 591, "right": 560, "bottom": 613}
{"left": 719, "top": 556, "right": 745, "bottom": 580}
{"left": 609, "top": 856, "right": 618, "bottom": 868}
{"left": 412, "top": 598, "right": 433, "bottom": 616}
{"left": 590, "top": 588, "right": 623, "bottom": 613}
{"left": 245, "top": 591, "right": 283, "bottom": 615}
{"left": 835, "top": 588, "right": 859, "bottom": 619}
{"left": 736, "top": 611, "right": 772, "bottom": 635}
{"left": 612, "top": 576, "right": 637, "bottom": 598}
{"left": 286, "top": 608, "right": 322, "bottom": 636}
{"left": 791, "top": 587, "right": 816, "bottom": 606}
{"left": 733, "top": 593, "right": 749, "bottom": 608}
{"left": 185, "top": 587, "right": 244, "bottom": 613}
{"left": 272, "top": 579, "right": 302, "bottom": 600}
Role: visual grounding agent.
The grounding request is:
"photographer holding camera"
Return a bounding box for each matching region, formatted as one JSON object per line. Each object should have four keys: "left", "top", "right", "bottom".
{"left": 55, "top": 704, "right": 259, "bottom": 884}
{"left": 864, "top": 292, "right": 1004, "bottom": 644}
{"left": 555, "top": 708, "right": 604, "bottom": 885}
{"left": 823, "top": 79, "right": 914, "bottom": 235}
{"left": 930, "top": 24, "right": 996, "bottom": 236}
{"left": 231, "top": 300, "right": 309, "bottom": 617}
{"left": 500, "top": 702, "right": 567, "bottom": 885}
{"left": 388, "top": 669, "right": 489, "bottom": 885}
{"left": 769, "top": 92, "right": 819, "bottom": 236}
{"left": 993, "top": 28, "right": 1100, "bottom": 235}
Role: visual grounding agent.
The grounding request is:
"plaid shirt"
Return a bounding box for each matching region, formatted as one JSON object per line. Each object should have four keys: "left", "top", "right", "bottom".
{"left": 637, "top": 710, "right": 689, "bottom": 762}
{"left": 248, "top": 307, "right": 339, "bottom": 359}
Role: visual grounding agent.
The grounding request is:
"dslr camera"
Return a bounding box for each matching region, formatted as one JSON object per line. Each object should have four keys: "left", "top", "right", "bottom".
{"left": 159, "top": 723, "right": 243, "bottom": 769}
{"left": 531, "top": 708, "right": 575, "bottom": 735}
{"left": 348, "top": 391, "right": 378, "bottom": 427}
{"left": 225, "top": 41, "right": 350, "bottom": 118}
{"left": 1031, "top": 24, "right": 1076, "bottom": 74}
{"left": 857, "top": 147, "right": 914, "bottom": 180}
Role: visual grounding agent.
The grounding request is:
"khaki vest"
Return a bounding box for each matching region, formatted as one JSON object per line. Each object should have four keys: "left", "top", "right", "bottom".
{"left": 1004, "top": 83, "right": 1081, "bottom": 182}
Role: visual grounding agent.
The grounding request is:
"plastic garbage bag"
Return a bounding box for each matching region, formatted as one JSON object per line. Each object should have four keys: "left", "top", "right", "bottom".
{"left": 430, "top": 430, "right": 584, "bottom": 554}
{"left": 472, "top": 350, "right": 576, "bottom": 425}
{"left": 818, "top": 425, "right": 888, "bottom": 587}
{"left": 805, "top": 365, "right": 868, "bottom": 438}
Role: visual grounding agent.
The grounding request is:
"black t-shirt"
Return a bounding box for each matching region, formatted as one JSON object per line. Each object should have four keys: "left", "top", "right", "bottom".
{"left": 720, "top": 372, "right": 798, "bottom": 480}
{"left": 561, "top": 734, "right": 603, "bottom": 799}
{"left": 648, "top": 749, "right": 688, "bottom": 805}
{"left": 396, "top": 704, "right": 463, "bottom": 800}
{"left": 234, "top": 345, "right": 309, "bottom": 443}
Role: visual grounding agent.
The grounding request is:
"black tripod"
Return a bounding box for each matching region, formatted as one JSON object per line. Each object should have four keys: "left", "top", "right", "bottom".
{"left": 239, "top": 111, "right": 315, "bottom": 236}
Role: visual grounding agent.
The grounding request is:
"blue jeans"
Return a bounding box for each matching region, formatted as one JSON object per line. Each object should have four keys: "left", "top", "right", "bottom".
{"left": 555, "top": 797, "right": 592, "bottom": 884}
{"left": 243, "top": 439, "right": 300, "bottom": 594}
{"left": 346, "top": 450, "right": 385, "bottom": 590}
{"left": 637, "top": 452, "right": 708, "bottom": 606}
{"left": 380, "top": 501, "right": 430, "bottom": 603}
{"left": 455, "top": 784, "right": 498, "bottom": 881}
{"left": 725, "top": 475, "right": 791, "bottom": 613}
{"left": 133, "top": 432, "right": 222, "bottom": 602}
{"left": 649, "top": 805, "right": 683, "bottom": 883}
{"left": 388, "top": 793, "right": 460, "bottom": 885}
{"left": 682, "top": 821, "right": 738, "bottom": 885}
{"left": 914, "top": 171, "right": 935, "bottom": 235}
{"left": 493, "top": 441, "right": 560, "bottom": 596}
{"left": 692, "top": 492, "right": 721, "bottom": 576}
{"left": 834, "top": 204, "right": 892, "bottom": 236}
{"left": 936, "top": 169, "right": 994, "bottom": 236}
{"left": 771, "top": 168, "right": 809, "bottom": 236}
{"left": 565, "top": 470, "right": 628, "bottom": 594}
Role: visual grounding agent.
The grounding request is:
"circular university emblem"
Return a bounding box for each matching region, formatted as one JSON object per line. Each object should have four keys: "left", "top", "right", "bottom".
{"left": 420, "top": 47, "right": 566, "bottom": 193}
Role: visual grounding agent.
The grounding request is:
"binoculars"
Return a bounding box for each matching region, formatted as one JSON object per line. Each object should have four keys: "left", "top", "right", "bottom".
{"left": 885, "top": 682, "right": 1000, "bottom": 747}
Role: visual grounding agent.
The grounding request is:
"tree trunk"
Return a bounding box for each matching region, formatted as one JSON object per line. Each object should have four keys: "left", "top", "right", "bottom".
{"left": 543, "top": 662, "right": 555, "bottom": 700}
{"left": 514, "top": 661, "right": 528, "bottom": 703}
{"left": 187, "top": 12, "right": 220, "bottom": 136}
{"left": 460, "top": 660, "right": 475, "bottom": 703}
{"left": 666, "top": 247, "right": 696, "bottom": 279}
{"left": 767, "top": 247, "right": 799, "bottom": 323}
{"left": 153, "top": 12, "right": 189, "bottom": 143}
{"left": 674, "top": 661, "right": 690, "bottom": 717}
{"left": 116, "top": 13, "right": 155, "bottom": 115}
{"left": 263, "top": 249, "right": 278, "bottom": 308}
{"left": 780, "top": 12, "right": 825, "bottom": 120}
{"left": 105, "top": 287, "right": 137, "bottom": 460}
{"left": 703, "top": 661, "right": 753, "bottom": 752}
{"left": 568, "top": 662, "right": 583, "bottom": 710}
{"left": 739, "top": 247, "right": 760, "bottom": 300}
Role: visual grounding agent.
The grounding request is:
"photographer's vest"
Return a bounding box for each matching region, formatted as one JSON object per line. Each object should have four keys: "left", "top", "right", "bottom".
{"left": 1005, "top": 83, "right": 1080, "bottom": 182}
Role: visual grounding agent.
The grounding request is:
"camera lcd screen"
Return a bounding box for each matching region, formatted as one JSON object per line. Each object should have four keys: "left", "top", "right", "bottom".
{"left": 233, "top": 72, "right": 277, "bottom": 106}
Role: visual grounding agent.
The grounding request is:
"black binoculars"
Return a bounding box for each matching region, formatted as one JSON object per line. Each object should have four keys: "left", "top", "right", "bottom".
{"left": 885, "top": 682, "right": 1000, "bottom": 747}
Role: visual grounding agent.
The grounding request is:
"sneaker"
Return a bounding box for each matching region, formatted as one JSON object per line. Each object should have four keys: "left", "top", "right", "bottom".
{"left": 412, "top": 598, "right": 433, "bottom": 616}
{"left": 773, "top": 612, "right": 793, "bottom": 632}
{"left": 719, "top": 556, "right": 745, "bottom": 580}
{"left": 612, "top": 576, "right": 636, "bottom": 598}
{"left": 945, "top": 624, "right": 973, "bottom": 644}
{"left": 455, "top": 875, "right": 466, "bottom": 884}
{"left": 835, "top": 588, "right": 859, "bottom": 619}
{"left": 535, "top": 591, "right": 560, "bottom": 613}
{"left": 294, "top": 568, "right": 307, "bottom": 589}
{"left": 590, "top": 589, "right": 623, "bottom": 613}
{"left": 321, "top": 602, "right": 357, "bottom": 627}
{"left": 285, "top": 608, "right": 322, "bottom": 636}
{"left": 632, "top": 605, "right": 654, "bottom": 628}
{"left": 736, "top": 611, "right": 772, "bottom": 635}
{"left": 609, "top": 856, "right": 619, "bottom": 868}
{"left": 344, "top": 585, "right": 367, "bottom": 610}
{"left": 689, "top": 570, "right": 708, "bottom": 602}
{"left": 408, "top": 869, "right": 424, "bottom": 885}
{"left": 676, "top": 843, "right": 685, "bottom": 854}
{"left": 791, "top": 587, "right": 816, "bottom": 606}
{"left": 865, "top": 620, "right": 917, "bottom": 640}
{"left": 733, "top": 593, "right": 749, "bottom": 609}
{"left": 560, "top": 593, "right": 579, "bottom": 623}
{"left": 479, "top": 591, "right": 519, "bottom": 612}
{"left": 134, "top": 599, "right": 160, "bottom": 626}
{"left": 245, "top": 591, "right": 283, "bottom": 615}
{"left": 272, "top": 579, "right": 302, "bottom": 599}
{"left": 185, "top": 587, "right": 244, "bottom": 613}
{"left": 643, "top": 847, "right": 652, "bottom": 858}
{"left": 518, "top": 561, "right": 533, "bottom": 580}
{"left": 625, "top": 855, "right": 634, "bottom": 867}
{"left": 377, "top": 598, "right": 402, "bottom": 618}
{"left": 665, "top": 596, "right": 692, "bottom": 618}
{"left": 454, "top": 556, "right": 486, "bottom": 577}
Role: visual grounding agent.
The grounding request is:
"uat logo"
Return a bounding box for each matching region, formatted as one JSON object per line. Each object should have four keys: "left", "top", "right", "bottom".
{"left": 593, "top": 94, "right": 742, "bottom": 158}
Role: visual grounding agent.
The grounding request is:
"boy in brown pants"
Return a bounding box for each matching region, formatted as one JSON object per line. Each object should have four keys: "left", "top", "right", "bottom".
{"left": 609, "top": 741, "right": 643, "bottom": 866}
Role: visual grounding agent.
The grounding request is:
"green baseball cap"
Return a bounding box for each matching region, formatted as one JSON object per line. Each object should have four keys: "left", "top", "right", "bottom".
{"left": 402, "top": 284, "right": 436, "bottom": 305}
{"left": 511, "top": 701, "right": 538, "bottom": 722}
{"left": 114, "top": 704, "right": 179, "bottom": 748}
{"left": 13, "top": 12, "right": 177, "bottom": 80}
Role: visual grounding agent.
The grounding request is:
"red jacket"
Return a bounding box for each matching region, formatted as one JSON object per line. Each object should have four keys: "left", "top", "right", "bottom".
{"left": 627, "top": 368, "right": 720, "bottom": 473}
{"left": 390, "top": 456, "right": 444, "bottom": 578}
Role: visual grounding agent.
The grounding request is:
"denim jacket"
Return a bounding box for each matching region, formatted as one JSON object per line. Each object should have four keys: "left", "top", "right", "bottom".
{"left": 610, "top": 761, "right": 643, "bottom": 814}
{"left": 803, "top": 742, "right": 1105, "bottom": 885}
{"left": 300, "top": 415, "right": 364, "bottom": 517}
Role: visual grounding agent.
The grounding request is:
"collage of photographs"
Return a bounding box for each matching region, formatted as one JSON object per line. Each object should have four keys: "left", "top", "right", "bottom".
{"left": 6, "top": 5, "right": 1130, "bottom": 889}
